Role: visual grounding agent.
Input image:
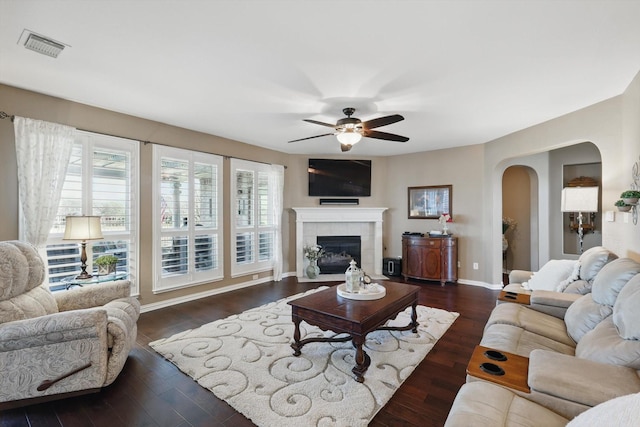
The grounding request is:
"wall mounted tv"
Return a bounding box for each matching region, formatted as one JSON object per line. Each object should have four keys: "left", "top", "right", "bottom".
{"left": 308, "top": 159, "right": 372, "bottom": 197}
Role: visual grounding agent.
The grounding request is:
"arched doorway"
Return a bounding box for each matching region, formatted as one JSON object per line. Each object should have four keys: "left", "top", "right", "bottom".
{"left": 502, "top": 166, "right": 537, "bottom": 274}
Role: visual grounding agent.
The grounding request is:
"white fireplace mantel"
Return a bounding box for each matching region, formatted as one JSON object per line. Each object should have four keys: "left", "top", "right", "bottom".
{"left": 292, "top": 207, "right": 388, "bottom": 278}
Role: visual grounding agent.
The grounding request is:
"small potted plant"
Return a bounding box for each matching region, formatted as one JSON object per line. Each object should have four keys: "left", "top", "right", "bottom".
{"left": 94, "top": 254, "right": 118, "bottom": 275}
{"left": 621, "top": 190, "right": 640, "bottom": 205}
{"left": 615, "top": 199, "right": 632, "bottom": 212}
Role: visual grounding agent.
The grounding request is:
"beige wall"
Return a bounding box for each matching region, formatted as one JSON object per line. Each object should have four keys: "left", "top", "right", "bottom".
{"left": 383, "top": 145, "right": 486, "bottom": 283}
{"left": 484, "top": 70, "right": 640, "bottom": 285}
{"left": 1, "top": 69, "right": 639, "bottom": 297}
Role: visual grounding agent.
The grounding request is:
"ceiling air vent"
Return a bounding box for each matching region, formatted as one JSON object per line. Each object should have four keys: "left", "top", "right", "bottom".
{"left": 24, "top": 33, "right": 65, "bottom": 58}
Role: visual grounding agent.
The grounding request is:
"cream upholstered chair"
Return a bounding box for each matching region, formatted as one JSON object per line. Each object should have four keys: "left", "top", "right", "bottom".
{"left": 0, "top": 240, "right": 140, "bottom": 409}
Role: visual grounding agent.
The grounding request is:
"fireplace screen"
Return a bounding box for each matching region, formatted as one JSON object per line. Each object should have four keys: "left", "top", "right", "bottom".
{"left": 316, "top": 236, "right": 361, "bottom": 274}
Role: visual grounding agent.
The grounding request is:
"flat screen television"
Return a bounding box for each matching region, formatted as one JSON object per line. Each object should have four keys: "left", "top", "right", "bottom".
{"left": 308, "top": 159, "right": 371, "bottom": 197}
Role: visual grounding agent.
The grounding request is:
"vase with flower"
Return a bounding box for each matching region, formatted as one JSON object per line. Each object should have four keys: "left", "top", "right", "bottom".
{"left": 502, "top": 217, "right": 517, "bottom": 252}
{"left": 438, "top": 213, "right": 452, "bottom": 235}
{"left": 303, "top": 244, "right": 325, "bottom": 279}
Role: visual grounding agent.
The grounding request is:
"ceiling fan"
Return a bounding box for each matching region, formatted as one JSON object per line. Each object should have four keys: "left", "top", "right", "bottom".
{"left": 289, "top": 107, "right": 409, "bottom": 152}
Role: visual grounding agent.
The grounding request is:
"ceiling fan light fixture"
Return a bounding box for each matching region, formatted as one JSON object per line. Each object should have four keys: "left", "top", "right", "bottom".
{"left": 336, "top": 129, "right": 362, "bottom": 145}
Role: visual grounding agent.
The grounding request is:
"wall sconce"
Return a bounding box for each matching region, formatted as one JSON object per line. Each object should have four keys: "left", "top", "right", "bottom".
{"left": 63, "top": 215, "right": 104, "bottom": 279}
{"left": 561, "top": 186, "right": 599, "bottom": 254}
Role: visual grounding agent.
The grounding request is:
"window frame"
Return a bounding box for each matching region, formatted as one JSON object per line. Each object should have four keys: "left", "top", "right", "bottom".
{"left": 152, "top": 145, "right": 224, "bottom": 293}
{"left": 44, "top": 131, "right": 140, "bottom": 294}
{"left": 230, "top": 158, "right": 276, "bottom": 277}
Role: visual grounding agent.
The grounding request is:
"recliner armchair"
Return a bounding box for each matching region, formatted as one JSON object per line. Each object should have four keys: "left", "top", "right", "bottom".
{"left": 0, "top": 240, "right": 140, "bottom": 409}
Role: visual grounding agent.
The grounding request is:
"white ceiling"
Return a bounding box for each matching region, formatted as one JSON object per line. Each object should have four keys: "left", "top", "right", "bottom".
{"left": 1, "top": 0, "right": 640, "bottom": 156}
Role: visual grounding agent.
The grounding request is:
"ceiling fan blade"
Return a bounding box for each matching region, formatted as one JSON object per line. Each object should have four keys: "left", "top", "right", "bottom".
{"left": 288, "top": 133, "right": 334, "bottom": 143}
{"left": 340, "top": 143, "right": 353, "bottom": 152}
{"left": 303, "top": 119, "right": 338, "bottom": 129}
{"left": 362, "top": 114, "right": 404, "bottom": 130}
{"left": 363, "top": 130, "right": 409, "bottom": 142}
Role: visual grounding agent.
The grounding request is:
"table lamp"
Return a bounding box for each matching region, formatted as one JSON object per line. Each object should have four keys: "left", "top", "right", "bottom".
{"left": 561, "top": 187, "right": 598, "bottom": 254}
{"left": 63, "top": 215, "right": 104, "bottom": 279}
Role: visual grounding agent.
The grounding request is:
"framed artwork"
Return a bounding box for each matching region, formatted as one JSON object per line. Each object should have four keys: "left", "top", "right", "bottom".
{"left": 408, "top": 185, "right": 452, "bottom": 219}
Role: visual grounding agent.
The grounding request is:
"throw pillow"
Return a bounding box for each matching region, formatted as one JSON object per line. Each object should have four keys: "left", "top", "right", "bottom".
{"left": 525, "top": 259, "right": 577, "bottom": 291}
{"left": 556, "top": 260, "right": 581, "bottom": 292}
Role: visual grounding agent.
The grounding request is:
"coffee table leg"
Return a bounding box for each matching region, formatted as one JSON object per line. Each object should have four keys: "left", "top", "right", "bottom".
{"left": 352, "top": 336, "right": 371, "bottom": 383}
{"left": 291, "top": 316, "right": 302, "bottom": 356}
{"left": 411, "top": 301, "right": 418, "bottom": 333}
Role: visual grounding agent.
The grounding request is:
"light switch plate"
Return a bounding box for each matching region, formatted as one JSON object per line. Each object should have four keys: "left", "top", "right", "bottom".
{"left": 605, "top": 210, "right": 615, "bottom": 222}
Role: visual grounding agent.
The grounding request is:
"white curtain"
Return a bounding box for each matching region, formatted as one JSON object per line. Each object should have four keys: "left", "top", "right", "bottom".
{"left": 14, "top": 116, "right": 75, "bottom": 248}
{"left": 269, "top": 164, "right": 285, "bottom": 281}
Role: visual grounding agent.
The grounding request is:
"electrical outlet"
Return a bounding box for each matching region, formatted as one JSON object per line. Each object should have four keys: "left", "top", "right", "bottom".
{"left": 473, "top": 262, "right": 479, "bottom": 270}
{"left": 252, "top": 274, "right": 259, "bottom": 280}
{"left": 457, "top": 261, "right": 461, "bottom": 268}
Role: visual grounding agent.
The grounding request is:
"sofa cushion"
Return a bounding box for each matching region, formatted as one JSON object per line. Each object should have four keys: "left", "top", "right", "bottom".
{"left": 0, "top": 284, "right": 59, "bottom": 324}
{"left": 444, "top": 382, "right": 569, "bottom": 427}
{"left": 485, "top": 303, "right": 575, "bottom": 346}
{"left": 613, "top": 273, "right": 640, "bottom": 340}
{"left": 562, "top": 279, "right": 592, "bottom": 295}
{"left": 565, "top": 294, "right": 613, "bottom": 343}
{"left": 556, "top": 260, "right": 582, "bottom": 292}
{"left": 0, "top": 241, "right": 57, "bottom": 324}
{"left": 578, "top": 246, "right": 618, "bottom": 283}
{"left": 524, "top": 259, "right": 577, "bottom": 291}
{"left": 591, "top": 258, "right": 640, "bottom": 306}
{"left": 0, "top": 241, "right": 46, "bottom": 300}
{"left": 576, "top": 317, "right": 640, "bottom": 369}
{"left": 480, "top": 323, "right": 575, "bottom": 357}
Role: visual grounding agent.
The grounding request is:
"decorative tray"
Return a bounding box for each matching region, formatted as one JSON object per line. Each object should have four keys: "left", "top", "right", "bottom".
{"left": 336, "top": 283, "right": 386, "bottom": 300}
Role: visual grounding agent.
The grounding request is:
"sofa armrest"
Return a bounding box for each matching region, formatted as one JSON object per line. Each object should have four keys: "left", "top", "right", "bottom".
{"left": 528, "top": 291, "right": 583, "bottom": 318}
{"left": 528, "top": 349, "right": 640, "bottom": 407}
{"left": 0, "top": 309, "right": 108, "bottom": 350}
{"left": 509, "top": 269, "right": 533, "bottom": 285}
{"left": 0, "top": 309, "right": 110, "bottom": 402}
{"left": 55, "top": 280, "right": 131, "bottom": 311}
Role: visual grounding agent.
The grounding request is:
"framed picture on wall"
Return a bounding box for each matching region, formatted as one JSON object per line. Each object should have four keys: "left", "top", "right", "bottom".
{"left": 408, "top": 185, "right": 452, "bottom": 219}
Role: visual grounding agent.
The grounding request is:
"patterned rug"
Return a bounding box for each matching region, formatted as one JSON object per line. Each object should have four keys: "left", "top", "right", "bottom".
{"left": 149, "top": 286, "right": 459, "bottom": 427}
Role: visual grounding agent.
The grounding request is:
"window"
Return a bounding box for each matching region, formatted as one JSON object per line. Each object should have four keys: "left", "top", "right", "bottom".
{"left": 45, "top": 131, "right": 139, "bottom": 293}
{"left": 230, "top": 159, "right": 276, "bottom": 277}
{"left": 153, "top": 146, "right": 223, "bottom": 292}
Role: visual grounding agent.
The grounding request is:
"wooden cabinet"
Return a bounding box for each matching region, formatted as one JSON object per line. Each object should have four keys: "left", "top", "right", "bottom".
{"left": 402, "top": 235, "right": 458, "bottom": 285}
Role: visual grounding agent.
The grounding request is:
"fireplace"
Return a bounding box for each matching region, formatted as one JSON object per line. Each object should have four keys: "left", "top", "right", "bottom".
{"left": 292, "top": 207, "right": 387, "bottom": 278}
{"left": 317, "top": 236, "right": 361, "bottom": 274}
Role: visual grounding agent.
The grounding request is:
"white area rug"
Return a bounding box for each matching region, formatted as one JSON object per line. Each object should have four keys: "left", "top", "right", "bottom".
{"left": 149, "top": 287, "right": 459, "bottom": 427}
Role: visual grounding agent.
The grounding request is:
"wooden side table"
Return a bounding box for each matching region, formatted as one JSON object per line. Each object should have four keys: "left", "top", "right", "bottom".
{"left": 498, "top": 290, "right": 531, "bottom": 305}
{"left": 466, "top": 345, "right": 530, "bottom": 393}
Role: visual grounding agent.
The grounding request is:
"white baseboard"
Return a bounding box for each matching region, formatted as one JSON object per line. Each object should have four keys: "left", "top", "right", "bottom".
{"left": 457, "top": 278, "right": 503, "bottom": 290}
{"left": 139, "top": 272, "right": 501, "bottom": 313}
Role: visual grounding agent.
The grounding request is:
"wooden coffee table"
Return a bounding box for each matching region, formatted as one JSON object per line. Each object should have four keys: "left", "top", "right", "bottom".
{"left": 288, "top": 281, "right": 420, "bottom": 382}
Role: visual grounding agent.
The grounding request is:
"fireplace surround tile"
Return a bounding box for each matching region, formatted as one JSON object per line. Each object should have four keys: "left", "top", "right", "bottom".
{"left": 293, "top": 207, "right": 387, "bottom": 278}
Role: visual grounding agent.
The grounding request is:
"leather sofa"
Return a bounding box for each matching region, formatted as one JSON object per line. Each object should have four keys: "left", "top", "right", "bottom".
{"left": 0, "top": 240, "right": 140, "bottom": 409}
{"left": 445, "top": 252, "right": 640, "bottom": 426}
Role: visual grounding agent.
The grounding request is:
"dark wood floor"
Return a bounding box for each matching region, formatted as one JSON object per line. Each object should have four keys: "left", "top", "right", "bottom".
{"left": 0, "top": 277, "right": 500, "bottom": 427}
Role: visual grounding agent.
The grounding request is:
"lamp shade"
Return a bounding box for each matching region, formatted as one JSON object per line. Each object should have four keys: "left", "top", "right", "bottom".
{"left": 561, "top": 187, "right": 599, "bottom": 212}
{"left": 63, "top": 216, "right": 104, "bottom": 241}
